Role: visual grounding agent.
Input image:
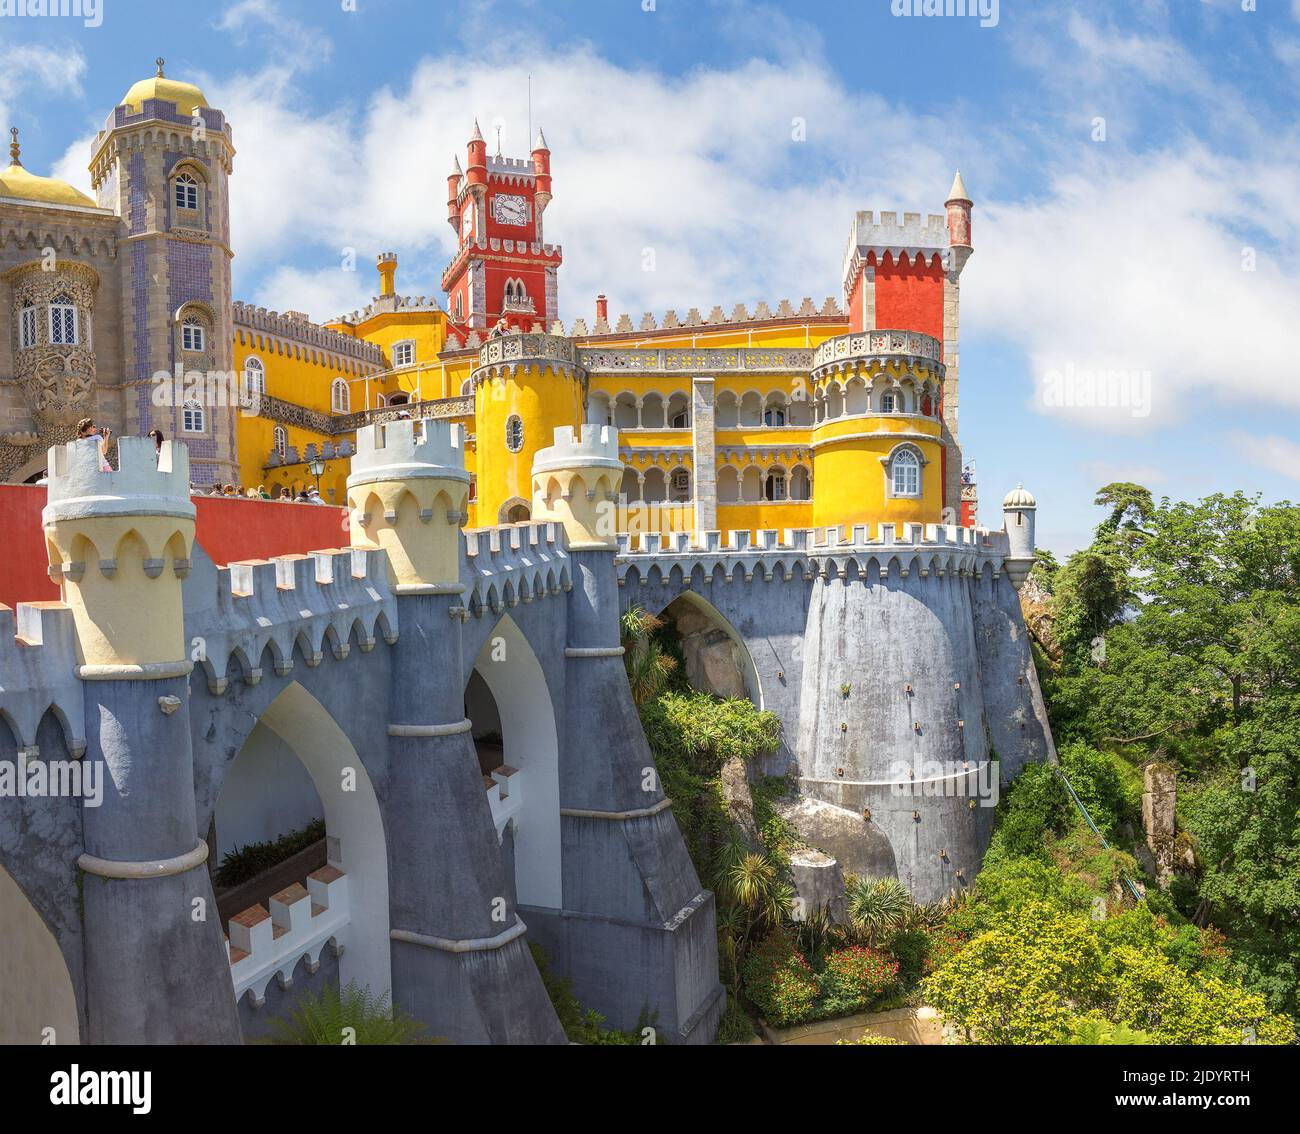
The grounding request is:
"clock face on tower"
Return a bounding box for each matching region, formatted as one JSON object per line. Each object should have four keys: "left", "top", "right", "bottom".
{"left": 492, "top": 194, "right": 529, "bottom": 227}
{"left": 462, "top": 204, "right": 474, "bottom": 241}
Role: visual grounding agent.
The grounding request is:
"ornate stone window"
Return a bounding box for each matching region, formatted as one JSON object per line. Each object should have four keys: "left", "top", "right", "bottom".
{"left": 880, "top": 391, "right": 896, "bottom": 414}
{"left": 884, "top": 445, "right": 925, "bottom": 498}
{"left": 19, "top": 301, "right": 37, "bottom": 349}
{"left": 5, "top": 260, "right": 99, "bottom": 438}
{"left": 331, "top": 378, "right": 350, "bottom": 413}
{"left": 392, "top": 340, "right": 415, "bottom": 367}
{"left": 670, "top": 468, "right": 691, "bottom": 501}
{"left": 765, "top": 466, "right": 788, "bottom": 501}
{"left": 182, "top": 399, "right": 205, "bottom": 434}
{"left": 505, "top": 414, "right": 524, "bottom": 453}
{"left": 49, "top": 294, "right": 79, "bottom": 346}
{"left": 763, "top": 405, "right": 786, "bottom": 427}
{"left": 182, "top": 317, "right": 205, "bottom": 353}
{"left": 273, "top": 425, "right": 287, "bottom": 459}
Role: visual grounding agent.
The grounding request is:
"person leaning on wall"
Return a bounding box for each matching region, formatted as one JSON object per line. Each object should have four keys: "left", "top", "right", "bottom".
{"left": 76, "top": 417, "right": 113, "bottom": 472}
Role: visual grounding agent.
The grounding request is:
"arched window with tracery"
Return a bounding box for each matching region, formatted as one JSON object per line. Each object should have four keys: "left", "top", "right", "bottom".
{"left": 49, "top": 294, "right": 78, "bottom": 346}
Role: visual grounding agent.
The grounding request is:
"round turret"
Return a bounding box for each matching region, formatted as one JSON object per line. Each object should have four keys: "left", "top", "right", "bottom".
{"left": 446, "top": 156, "right": 462, "bottom": 228}
{"left": 466, "top": 119, "right": 487, "bottom": 187}
{"left": 531, "top": 425, "right": 622, "bottom": 550}
{"left": 346, "top": 419, "right": 470, "bottom": 591}
{"left": 946, "top": 169, "right": 973, "bottom": 249}
{"left": 1002, "top": 482, "right": 1037, "bottom": 588}
{"left": 808, "top": 329, "right": 947, "bottom": 530}
{"left": 472, "top": 333, "right": 586, "bottom": 525}
{"left": 42, "top": 436, "right": 195, "bottom": 675}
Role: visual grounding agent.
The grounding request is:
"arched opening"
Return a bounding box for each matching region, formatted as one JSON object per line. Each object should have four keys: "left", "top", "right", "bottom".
{"left": 500, "top": 498, "right": 531, "bottom": 524}
{"left": 588, "top": 391, "right": 613, "bottom": 426}
{"left": 0, "top": 863, "right": 78, "bottom": 1043}
{"left": 642, "top": 467, "right": 667, "bottom": 503}
{"left": 613, "top": 392, "right": 639, "bottom": 430}
{"left": 640, "top": 392, "right": 666, "bottom": 429}
{"left": 466, "top": 616, "right": 562, "bottom": 908}
{"left": 790, "top": 464, "right": 812, "bottom": 501}
{"left": 212, "top": 682, "right": 390, "bottom": 1030}
{"left": 666, "top": 392, "right": 690, "bottom": 429}
{"left": 387, "top": 392, "right": 410, "bottom": 407}
{"left": 717, "top": 464, "right": 740, "bottom": 503}
{"left": 716, "top": 390, "right": 739, "bottom": 429}
{"left": 659, "top": 592, "right": 762, "bottom": 706}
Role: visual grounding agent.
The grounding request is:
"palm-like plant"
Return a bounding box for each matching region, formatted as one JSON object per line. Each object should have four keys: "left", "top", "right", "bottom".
{"left": 620, "top": 604, "right": 678, "bottom": 706}
{"left": 846, "top": 876, "right": 914, "bottom": 945}
{"left": 265, "top": 981, "right": 432, "bottom": 1045}
{"left": 713, "top": 838, "right": 794, "bottom": 983}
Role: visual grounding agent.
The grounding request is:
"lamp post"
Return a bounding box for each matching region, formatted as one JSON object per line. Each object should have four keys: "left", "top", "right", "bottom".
{"left": 307, "top": 456, "right": 326, "bottom": 495}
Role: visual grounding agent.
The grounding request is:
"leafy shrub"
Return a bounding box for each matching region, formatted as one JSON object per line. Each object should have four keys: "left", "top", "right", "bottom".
{"left": 846, "top": 876, "right": 912, "bottom": 944}
{"left": 1057, "top": 740, "right": 1134, "bottom": 839}
{"left": 741, "top": 928, "right": 820, "bottom": 1027}
{"left": 886, "top": 928, "right": 932, "bottom": 985}
{"left": 214, "top": 817, "right": 325, "bottom": 888}
{"left": 820, "top": 946, "right": 899, "bottom": 1013}
{"left": 265, "top": 981, "right": 430, "bottom": 1045}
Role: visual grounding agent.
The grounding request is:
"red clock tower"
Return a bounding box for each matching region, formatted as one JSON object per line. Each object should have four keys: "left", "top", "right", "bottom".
{"left": 442, "top": 121, "right": 562, "bottom": 333}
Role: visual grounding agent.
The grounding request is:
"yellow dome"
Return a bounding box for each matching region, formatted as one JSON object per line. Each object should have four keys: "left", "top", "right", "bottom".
{"left": 0, "top": 161, "right": 95, "bottom": 207}
{"left": 121, "top": 74, "right": 208, "bottom": 115}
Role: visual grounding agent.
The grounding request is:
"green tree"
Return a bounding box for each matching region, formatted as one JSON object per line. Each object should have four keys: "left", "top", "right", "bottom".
{"left": 620, "top": 603, "right": 678, "bottom": 706}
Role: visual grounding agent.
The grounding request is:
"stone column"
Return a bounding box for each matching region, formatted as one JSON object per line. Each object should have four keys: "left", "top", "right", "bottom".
{"left": 692, "top": 377, "right": 717, "bottom": 536}
{"left": 528, "top": 426, "right": 725, "bottom": 1043}
{"left": 347, "top": 418, "right": 563, "bottom": 1044}
{"left": 44, "top": 437, "right": 241, "bottom": 1043}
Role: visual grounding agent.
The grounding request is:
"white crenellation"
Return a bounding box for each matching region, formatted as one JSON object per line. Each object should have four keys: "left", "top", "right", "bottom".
{"left": 347, "top": 419, "right": 469, "bottom": 489}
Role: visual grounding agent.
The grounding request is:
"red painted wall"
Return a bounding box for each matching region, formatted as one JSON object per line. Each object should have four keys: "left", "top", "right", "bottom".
{"left": 872, "top": 253, "right": 945, "bottom": 343}
{"left": 0, "top": 484, "right": 349, "bottom": 612}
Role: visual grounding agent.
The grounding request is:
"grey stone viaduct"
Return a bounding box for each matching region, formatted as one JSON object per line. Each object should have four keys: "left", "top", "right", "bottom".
{"left": 0, "top": 421, "right": 1047, "bottom": 1045}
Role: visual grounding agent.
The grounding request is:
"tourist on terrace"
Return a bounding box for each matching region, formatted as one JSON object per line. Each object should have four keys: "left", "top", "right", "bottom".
{"left": 76, "top": 417, "right": 113, "bottom": 473}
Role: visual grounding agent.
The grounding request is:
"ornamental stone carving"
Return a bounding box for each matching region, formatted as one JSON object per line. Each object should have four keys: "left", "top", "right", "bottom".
{"left": 6, "top": 260, "right": 100, "bottom": 432}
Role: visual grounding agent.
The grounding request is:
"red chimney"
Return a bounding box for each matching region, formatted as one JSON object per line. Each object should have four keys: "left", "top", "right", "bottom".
{"left": 595, "top": 294, "right": 608, "bottom": 323}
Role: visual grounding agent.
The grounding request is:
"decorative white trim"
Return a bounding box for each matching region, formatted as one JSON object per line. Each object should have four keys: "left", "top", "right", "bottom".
{"left": 392, "top": 582, "right": 466, "bottom": 595}
{"left": 564, "top": 646, "right": 624, "bottom": 658}
{"left": 79, "top": 838, "right": 208, "bottom": 880}
{"left": 387, "top": 719, "right": 472, "bottom": 737}
{"left": 560, "top": 797, "right": 673, "bottom": 820}
{"left": 76, "top": 659, "right": 194, "bottom": 680}
{"left": 390, "top": 915, "right": 527, "bottom": 954}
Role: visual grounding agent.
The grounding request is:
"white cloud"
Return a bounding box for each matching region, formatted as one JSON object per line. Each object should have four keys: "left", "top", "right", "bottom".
{"left": 1080, "top": 460, "right": 1167, "bottom": 487}
{"left": 193, "top": 9, "right": 1300, "bottom": 441}
{"left": 1229, "top": 431, "right": 1300, "bottom": 483}
{"left": 50, "top": 132, "right": 96, "bottom": 199}
{"left": 0, "top": 45, "right": 86, "bottom": 154}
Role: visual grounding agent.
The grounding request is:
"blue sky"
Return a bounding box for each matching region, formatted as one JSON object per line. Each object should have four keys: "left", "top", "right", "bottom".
{"left": 3, "top": 0, "right": 1298, "bottom": 554}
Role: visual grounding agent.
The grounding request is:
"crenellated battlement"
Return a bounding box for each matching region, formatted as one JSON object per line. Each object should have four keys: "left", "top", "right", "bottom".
{"left": 533, "top": 424, "right": 621, "bottom": 473}
{"left": 348, "top": 419, "right": 469, "bottom": 488}
{"left": 0, "top": 601, "right": 85, "bottom": 756}
{"left": 616, "top": 521, "right": 1013, "bottom": 588}
{"left": 44, "top": 437, "right": 193, "bottom": 523}
{"left": 192, "top": 546, "right": 397, "bottom": 694}
{"left": 461, "top": 521, "right": 572, "bottom": 616}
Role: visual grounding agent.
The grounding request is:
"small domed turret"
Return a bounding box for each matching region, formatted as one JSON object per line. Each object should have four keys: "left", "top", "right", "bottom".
{"left": 1002, "top": 483, "right": 1036, "bottom": 509}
